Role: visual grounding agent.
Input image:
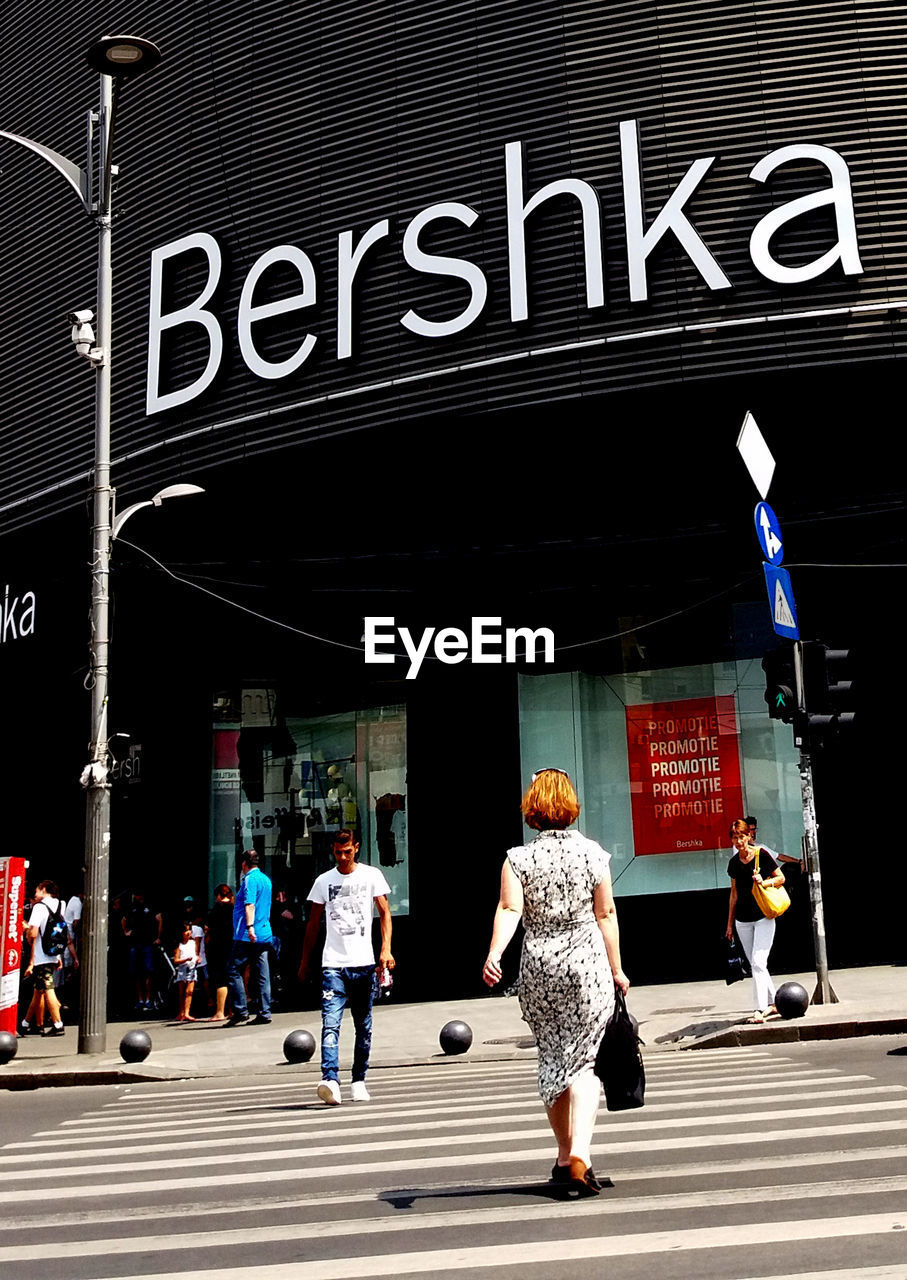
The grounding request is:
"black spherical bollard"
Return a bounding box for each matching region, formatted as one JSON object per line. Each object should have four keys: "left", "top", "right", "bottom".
{"left": 119, "top": 1029, "right": 152, "bottom": 1063}
{"left": 0, "top": 1030, "right": 18, "bottom": 1065}
{"left": 283, "top": 1028, "right": 316, "bottom": 1064}
{"left": 775, "top": 981, "right": 810, "bottom": 1019}
{"left": 439, "top": 1020, "right": 473, "bottom": 1055}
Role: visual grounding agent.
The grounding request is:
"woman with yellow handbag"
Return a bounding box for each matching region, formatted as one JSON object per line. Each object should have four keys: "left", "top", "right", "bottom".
{"left": 725, "top": 818, "right": 788, "bottom": 1023}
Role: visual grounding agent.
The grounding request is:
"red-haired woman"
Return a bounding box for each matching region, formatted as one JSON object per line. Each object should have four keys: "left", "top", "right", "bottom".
{"left": 483, "top": 767, "right": 629, "bottom": 1196}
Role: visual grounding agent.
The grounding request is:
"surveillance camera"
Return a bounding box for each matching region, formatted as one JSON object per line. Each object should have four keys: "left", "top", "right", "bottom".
{"left": 66, "top": 308, "right": 94, "bottom": 326}
{"left": 71, "top": 321, "right": 96, "bottom": 353}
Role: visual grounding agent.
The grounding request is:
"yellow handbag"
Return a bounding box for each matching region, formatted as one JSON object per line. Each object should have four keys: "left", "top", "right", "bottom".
{"left": 752, "top": 848, "right": 791, "bottom": 919}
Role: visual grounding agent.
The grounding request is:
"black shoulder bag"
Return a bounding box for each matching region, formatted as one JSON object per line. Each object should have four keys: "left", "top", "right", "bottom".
{"left": 594, "top": 986, "right": 646, "bottom": 1111}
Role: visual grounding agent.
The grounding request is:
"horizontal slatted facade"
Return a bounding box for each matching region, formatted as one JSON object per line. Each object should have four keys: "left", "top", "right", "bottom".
{"left": 1, "top": 0, "right": 906, "bottom": 531}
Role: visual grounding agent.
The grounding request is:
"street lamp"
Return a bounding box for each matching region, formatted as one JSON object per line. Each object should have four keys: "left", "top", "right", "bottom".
{"left": 112, "top": 484, "right": 206, "bottom": 541}
{"left": 0, "top": 36, "right": 188, "bottom": 1054}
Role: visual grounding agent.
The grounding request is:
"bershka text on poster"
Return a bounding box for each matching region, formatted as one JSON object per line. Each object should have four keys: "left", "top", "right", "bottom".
{"left": 146, "top": 125, "right": 862, "bottom": 414}
{"left": 364, "top": 617, "right": 555, "bottom": 679}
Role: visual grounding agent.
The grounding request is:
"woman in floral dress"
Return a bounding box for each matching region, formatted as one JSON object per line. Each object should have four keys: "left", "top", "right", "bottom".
{"left": 483, "top": 768, "right": 629, "bottom": 1196}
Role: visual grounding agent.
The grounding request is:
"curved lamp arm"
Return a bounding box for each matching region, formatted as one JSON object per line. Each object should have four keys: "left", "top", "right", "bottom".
{"left": 111, "top": 483, "right": 204, "bottom": 541}
{"left": 0, "top": 129, "right": 90, "bottom": 213}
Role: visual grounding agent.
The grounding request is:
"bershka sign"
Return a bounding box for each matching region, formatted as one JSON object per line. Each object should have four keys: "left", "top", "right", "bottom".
{"left": 147, "top": 123, "right": 862, "bottom": 414}
{"left": 1, "top": 584, "right": 36, "bottom": 644}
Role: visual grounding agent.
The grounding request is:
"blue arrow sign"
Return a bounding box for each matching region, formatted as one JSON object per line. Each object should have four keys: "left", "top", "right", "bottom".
{"left": 754, "top": 502, "right": 784, "bottom": 566}
{"left": 763, "top": 563, "right": 799, "bottom": 640}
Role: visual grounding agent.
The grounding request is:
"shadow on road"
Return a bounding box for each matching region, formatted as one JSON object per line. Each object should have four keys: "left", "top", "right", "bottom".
{"left": 379, "top": 1176, "right": 615, "bottom": 1210}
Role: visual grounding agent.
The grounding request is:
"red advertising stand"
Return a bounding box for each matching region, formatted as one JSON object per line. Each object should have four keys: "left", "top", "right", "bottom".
{"left": 0, "top": 856, "right": 27, "bottom": 1035}
{"left": 626, "top": 695, "right": 744, "bottom": 857}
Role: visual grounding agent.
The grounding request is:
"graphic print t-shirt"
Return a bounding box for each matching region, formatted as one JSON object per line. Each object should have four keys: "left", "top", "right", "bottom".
{"left": 28, "top": 897, "right": 62, "bottom": 966}
{"left": 307, "top": 864, "right": 391, "bottom": 967}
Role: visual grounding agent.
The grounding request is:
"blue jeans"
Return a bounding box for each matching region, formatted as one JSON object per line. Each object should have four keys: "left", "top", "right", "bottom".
{"left": 226, "top": 941, "right": 272, "bottom": 1018}
{"left": 321, "top": 966, "right": 377, "bottom": 1082}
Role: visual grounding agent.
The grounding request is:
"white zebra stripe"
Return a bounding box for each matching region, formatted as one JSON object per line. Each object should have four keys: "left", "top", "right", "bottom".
{"left": 66, "top": 1066, "right": 866, "bottom": 1132}
{"left": 89, "top": 1212, "right": 907, "bottom": 1279}
{"left": 2, "top": 1140, "right": 905, "bottom": 1232}
{"left": 0, "top": 1174, "right": 904, "bottom": 1263}
{"left": 0, "top": 1122, "right": 904, "bottom": 1203}
{"left": 95, "top": 1046, "right": 778, "bottom": 1106}
{"left": 6, "top": 1085, "right": 904, "bottom": 1163}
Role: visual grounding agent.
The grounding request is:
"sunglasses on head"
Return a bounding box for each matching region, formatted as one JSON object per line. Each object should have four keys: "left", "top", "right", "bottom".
{"left": 531, "top": 767, "right": 569, "bottom": 782}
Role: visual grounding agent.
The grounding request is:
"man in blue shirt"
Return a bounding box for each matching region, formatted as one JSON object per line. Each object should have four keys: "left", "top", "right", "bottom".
{"left": 226, "top": 850, "right": 274, "bottom": 1026}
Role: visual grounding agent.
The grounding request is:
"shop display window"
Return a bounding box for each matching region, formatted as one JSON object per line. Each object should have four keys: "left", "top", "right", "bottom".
{"left": 210, "top": 690, "right": 408, "bottom": 914}
{"left": 518, "top": 660, "right": 803, "bottom": 897}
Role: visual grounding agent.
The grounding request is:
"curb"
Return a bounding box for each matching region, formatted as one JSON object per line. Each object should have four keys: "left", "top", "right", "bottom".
{"left": 0, "top": 1068, "right": 177, "bottom": 1091}
{"left": 4, "top": 1013, "right": 906, "bottom": 1089}
{"left": 0, "top": 1045, "right": 541, "bottom": 1092}
{"left": 684, "top": 1016, "right": 907, "bottom": 1050}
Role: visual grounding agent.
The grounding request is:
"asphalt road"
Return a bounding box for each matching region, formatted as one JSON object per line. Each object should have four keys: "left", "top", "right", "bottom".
{"left": 1, "top": 1038, "right": 905, "bottom": 1279}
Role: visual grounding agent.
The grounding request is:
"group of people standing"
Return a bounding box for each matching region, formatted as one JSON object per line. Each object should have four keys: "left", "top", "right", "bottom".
{"left": 19, "top": 834, "right": 396, "bottom": 1101}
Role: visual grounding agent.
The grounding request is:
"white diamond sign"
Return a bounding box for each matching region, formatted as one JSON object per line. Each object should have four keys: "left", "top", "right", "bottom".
{"left": 737, "top": 412, "right": 776, "bottom": 499}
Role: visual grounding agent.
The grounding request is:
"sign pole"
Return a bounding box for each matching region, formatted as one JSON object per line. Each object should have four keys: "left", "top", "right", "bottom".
{"left": 739, "top": 413, "right": 838, "bottom": 1006}
{"left": 794, "top": 641, "right": 838, "bottom": 1005}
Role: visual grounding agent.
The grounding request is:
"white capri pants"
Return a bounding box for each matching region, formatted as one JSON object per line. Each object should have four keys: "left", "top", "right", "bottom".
{"left": 735, "top": 916, "right": 776, "bottom": 1011}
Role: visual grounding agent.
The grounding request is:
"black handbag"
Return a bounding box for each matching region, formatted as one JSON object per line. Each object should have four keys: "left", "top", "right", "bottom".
{"left": 725, "top": 936, "right": 752, "bottom": 985}
{"left": 594, "top": 987, "right": 646, "bottom": 1111}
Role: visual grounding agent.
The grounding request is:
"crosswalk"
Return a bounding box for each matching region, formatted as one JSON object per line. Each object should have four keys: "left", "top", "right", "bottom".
{"left": 2, "top": 1045, "right": 906, "bottom": 1279}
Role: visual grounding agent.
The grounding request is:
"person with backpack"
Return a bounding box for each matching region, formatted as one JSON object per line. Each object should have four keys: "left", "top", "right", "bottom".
{"left": 20, "top": 880, "right": 68, "bottom": 1037}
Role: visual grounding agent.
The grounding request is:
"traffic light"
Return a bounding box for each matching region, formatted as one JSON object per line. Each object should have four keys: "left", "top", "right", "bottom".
{"left": 800, "top": 641, "right": 856, "bottom": 736}
{"left": 761, "top": 645, "right": 796, "bottom": 723}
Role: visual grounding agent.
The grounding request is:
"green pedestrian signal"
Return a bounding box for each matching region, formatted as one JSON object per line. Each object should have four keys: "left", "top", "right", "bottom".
{"left": 761, "top": 646, "right": 796, "bottom": 724}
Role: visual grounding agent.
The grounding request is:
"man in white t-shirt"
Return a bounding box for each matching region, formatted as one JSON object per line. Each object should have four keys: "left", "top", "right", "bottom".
{"left": 299, "top": 828, "right": 394, "bottom": 1106}
{"left": 20, "top": 880, "right": 67, "bottom": 1037}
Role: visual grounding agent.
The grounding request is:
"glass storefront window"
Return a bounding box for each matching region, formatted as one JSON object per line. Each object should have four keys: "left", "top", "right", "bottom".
{"left": 209, "top": 690, "right": 408, "bottom": 915}
{"left": 518, "top": 661, "right": 803, "bottom": 897}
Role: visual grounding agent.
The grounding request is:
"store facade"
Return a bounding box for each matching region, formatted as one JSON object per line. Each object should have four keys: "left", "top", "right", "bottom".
{"left": 1, "top": 2, "right": 903, "bottom": 995}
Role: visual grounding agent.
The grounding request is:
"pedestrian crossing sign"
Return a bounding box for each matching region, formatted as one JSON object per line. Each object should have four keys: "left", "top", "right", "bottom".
{"left": 762, "top": 562, "right": 799, "bottom": 640}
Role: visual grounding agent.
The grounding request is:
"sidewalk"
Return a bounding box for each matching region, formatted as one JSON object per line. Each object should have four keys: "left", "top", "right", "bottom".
{"left": 2, "top": 964, "right": 904, "bottom": 1091}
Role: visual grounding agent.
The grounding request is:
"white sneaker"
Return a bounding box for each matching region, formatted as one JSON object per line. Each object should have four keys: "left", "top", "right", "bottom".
{"left": 317, "top": 1079, "right": 341, "bottom": 1106}
{"left": 350, "top": 1080, "right": 371, "bottom": 1102}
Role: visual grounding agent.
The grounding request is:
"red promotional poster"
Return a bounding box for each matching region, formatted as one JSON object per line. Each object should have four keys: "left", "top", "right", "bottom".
{"left": 626, "top": 696, "right": 744, "bottom": 857}
{"left": 0, "top": 856, "right": 27, "bottom": 1035}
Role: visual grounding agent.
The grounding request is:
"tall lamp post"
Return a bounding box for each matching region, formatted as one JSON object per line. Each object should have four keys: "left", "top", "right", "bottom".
{"left": 0, "top": 37, "right": 194, "bottom": 1054}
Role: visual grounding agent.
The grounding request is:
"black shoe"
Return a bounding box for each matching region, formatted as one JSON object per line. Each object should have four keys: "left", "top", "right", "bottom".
{"left": 550, "top": 1163, "right": 572, "bottom": 1184}
{"left": 18, "top": 1024, "right": 43, "bottom": 1037}
{"left": 43, "top": 1025, "right": 65, "bottom": 1037}
{"left": 225, "top": 1013, "right": 251, "bottom": 1027}
{"left": 250, "top": 1015, "right": 272, "bottom": 1026}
